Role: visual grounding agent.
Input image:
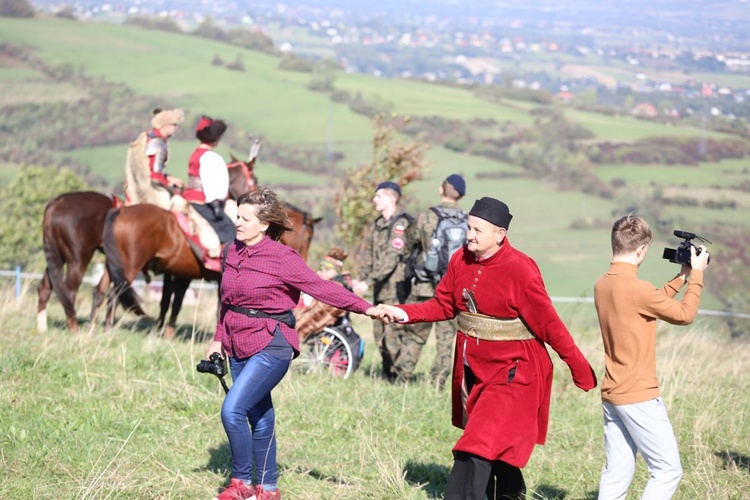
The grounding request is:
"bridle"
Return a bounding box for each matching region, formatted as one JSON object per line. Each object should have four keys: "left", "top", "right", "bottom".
{"left": 227, "top": 160, "right": 257, "bottom": 199}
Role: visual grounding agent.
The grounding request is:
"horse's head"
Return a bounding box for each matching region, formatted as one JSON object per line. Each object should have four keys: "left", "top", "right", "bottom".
{"left": 281, "top": 203, "right": 323, "bottom": 262}
{"left": 227, "top": 153, "right": 258, "bottom": 200}
{"left": 227, "top": 137, "right": 263, "bottom": 200}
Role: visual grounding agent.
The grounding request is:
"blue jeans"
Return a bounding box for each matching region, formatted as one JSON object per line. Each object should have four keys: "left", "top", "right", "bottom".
{"left": 222, "top": 351, "right": 291, "bottom": 489}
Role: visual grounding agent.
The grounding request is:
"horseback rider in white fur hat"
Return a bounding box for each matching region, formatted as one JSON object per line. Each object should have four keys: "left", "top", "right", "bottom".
{"left": 125, "top": 108, "right": 187, "bottom": 212}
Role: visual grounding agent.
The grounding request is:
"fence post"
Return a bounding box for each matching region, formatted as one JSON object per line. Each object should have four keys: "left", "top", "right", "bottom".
{"left": 16, "top": 265, "right": 21, "bottom": 301}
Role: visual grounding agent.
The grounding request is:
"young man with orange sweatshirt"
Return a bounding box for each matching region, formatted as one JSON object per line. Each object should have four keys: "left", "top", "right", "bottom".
{"left": 594, "top": 215, "right": 710, "bottom": 499}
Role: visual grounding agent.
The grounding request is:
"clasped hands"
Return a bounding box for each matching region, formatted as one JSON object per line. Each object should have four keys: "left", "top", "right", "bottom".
{"left": 365, "top": 304, "right": 406, "bottom": 324}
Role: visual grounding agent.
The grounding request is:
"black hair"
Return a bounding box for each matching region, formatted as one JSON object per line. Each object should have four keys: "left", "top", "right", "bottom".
{"left": 196, "top": 117, "right": 227, "bottom": 144}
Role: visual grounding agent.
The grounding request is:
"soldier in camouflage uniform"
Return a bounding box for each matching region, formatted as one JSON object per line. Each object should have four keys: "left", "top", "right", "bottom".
{"left": 353, "top": 181, "right": 427, "bottom": 382}
{"left": 407, "top": 174, "right": 467, "bottom": 388}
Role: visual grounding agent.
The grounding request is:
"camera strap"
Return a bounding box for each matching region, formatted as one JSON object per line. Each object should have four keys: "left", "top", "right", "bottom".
{"left": 226, "top": 304, "right": 296, "bottom": 329}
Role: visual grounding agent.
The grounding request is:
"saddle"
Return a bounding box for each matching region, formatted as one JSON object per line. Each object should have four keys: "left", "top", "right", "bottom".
{"left": 172, "top": 212, "right": 222, "bottom": 272}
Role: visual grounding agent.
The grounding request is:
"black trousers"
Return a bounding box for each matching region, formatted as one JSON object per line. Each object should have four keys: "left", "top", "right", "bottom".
{"left": 191, "top": 202, "right": 236, "bottom": 243}
{"left": 444, "top": 451, "right": 526, "bottom": 500}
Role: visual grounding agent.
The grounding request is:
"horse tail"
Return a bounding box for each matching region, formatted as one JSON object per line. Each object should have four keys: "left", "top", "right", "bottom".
{"left": 42, "top": 197, "right": 76, "bottom": 318}
{"left": 102, "top": 209, "right": 146, "bottom": 316}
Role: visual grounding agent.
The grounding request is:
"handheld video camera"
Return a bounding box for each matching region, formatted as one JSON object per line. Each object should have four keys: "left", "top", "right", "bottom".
{"left": 662, "top": 230, "right": 711, "bottom": 266}
{"left": 197, "top": 352, "right": 229, "bottom": 393}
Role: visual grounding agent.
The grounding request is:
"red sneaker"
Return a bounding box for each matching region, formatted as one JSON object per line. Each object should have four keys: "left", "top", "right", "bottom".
{"left": 255, "top": 486, "right": 281, "bottom": 500}
{"left": 214, "top": 478, "right": 256, "bottom": 500}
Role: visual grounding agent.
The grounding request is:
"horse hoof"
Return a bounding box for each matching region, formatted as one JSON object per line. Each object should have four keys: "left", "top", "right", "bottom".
{"left": 163, "top": 325, "right": 176, "bottom": 339}
{"left": 67, "top": 318, "right": 79, "bottom": 333}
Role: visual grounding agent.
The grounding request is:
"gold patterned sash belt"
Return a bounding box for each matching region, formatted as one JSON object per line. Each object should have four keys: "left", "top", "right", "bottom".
{"left": 457, "top": 312, "right": 535, "bottom": 341}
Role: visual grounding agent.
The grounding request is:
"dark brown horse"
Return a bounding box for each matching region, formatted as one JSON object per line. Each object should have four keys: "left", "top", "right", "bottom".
{"left": 102, "top": 199, "right": 320, "bottom": 335}
{"left": 37, "top": 191, "right": 123, "bottom": 333}
{"left": 38, "top": 137, "right": 320, "bottom": 333}
{"left": 36, "top": 146, "right": 261, "bottom": 333}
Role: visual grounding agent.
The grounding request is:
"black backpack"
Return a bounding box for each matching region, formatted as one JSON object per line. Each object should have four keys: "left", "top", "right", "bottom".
{"left": 409, "top": 206, "right": 467, "bottom": 285}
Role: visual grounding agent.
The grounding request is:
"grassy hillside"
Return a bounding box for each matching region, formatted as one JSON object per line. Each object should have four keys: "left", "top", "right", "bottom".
{"left": 1, "top": 16, "right": 748, "bottom": 310}
{"left": 0, "top": 285, "right": 748, "bottom": 499}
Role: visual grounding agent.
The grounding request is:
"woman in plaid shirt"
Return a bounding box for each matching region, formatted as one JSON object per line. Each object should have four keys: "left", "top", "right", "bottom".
{"left": 205, "top": 188, "right": 380, "bottom": 500}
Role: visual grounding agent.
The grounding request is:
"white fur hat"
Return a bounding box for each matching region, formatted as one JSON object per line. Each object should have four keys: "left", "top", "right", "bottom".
{"left": 151, "top": 108, "right": 185, "bottom": 129}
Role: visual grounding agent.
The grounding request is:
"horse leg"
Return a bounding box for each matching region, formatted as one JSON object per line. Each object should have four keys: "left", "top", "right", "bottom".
{"left": 104, "top": 275, "right": 119, "bottom": 331}
{"left": 37, "top": 270, "right": 53, "bottom": 333}
{"left": 90, "top": 268, "right": 111, "bottom": 328}
{"left": 164, "top": 277, "right": 191, "bottom": 339}
{"left": 62, "top": 263, "right": 87, "bottom": 333}
{"left": 158, "top": 274, "right": 173, "bottom": 331}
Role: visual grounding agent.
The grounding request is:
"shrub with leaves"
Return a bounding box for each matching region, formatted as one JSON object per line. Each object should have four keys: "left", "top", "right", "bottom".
{"left": 0, "top": 0, "right": 34, "bottom": 18}
{"left": 334, "top": 114, "right": 429, "bottom": 250}
{"left": 0, "top": 166, "right": 89, "bottom": 269}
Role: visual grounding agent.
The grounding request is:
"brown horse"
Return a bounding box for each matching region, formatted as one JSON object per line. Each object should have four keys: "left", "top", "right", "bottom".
{"left": 36, "top": 147, "right": 261, "bottom": 333}
{"left": 38, "top": 137, "right": 320, "bottom": 333}
{"left": 37, "top": 191, "right": 123, "bottom": 333}
{"left": 102, "top": 200, "right": 320, "bottom": 334}
{"left": 281, "top": 201, "right": 322, "bottom": 262}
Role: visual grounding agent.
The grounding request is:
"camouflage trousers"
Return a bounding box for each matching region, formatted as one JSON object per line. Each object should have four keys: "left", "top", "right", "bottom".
{"left": 429, "top": 319, "right": 457, "bottom": 389}
{"left": 372, "top": 319, "right": 431, "bottom": 383}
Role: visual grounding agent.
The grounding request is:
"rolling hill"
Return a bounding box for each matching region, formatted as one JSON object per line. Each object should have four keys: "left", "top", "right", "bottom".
{"left": 1, "top": 16, "right": 748, "bottom": 310}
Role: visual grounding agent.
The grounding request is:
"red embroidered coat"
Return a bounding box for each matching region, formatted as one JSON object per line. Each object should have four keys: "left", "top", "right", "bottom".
{"left": 398, "top": 238, "right": 596, "bottom": 467}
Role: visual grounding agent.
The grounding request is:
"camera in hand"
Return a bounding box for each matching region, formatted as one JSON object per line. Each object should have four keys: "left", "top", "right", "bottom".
{"left": 197, "top": 352, "right": 226, "bottom": 378}
{"left": 662, "top": 230, "right": 711, "bottom": 266}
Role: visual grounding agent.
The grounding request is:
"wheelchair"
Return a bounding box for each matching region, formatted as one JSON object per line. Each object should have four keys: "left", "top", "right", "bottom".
{"left": 295, "top": 314, "right": 364, "bottom": 379}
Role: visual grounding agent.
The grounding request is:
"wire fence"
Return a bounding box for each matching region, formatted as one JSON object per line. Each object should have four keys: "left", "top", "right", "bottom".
{"left": 3, "top": 267, "right": 749, "bottom": 320}
{"left": 0, "top": 267, "right": 218, "bottom": 306}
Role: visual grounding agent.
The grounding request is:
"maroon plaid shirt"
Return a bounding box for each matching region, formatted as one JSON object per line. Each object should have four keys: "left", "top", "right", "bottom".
{"left": 215, "top": 237, "right": 372, "bottom": 358}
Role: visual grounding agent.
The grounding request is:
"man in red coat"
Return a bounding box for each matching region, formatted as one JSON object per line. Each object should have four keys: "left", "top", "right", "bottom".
{"left": 378, "top": 197, "right": 597, "bottom": 499}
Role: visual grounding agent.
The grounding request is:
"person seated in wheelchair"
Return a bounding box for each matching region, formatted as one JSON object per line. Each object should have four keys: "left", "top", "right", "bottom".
{"left": 294, "top": 247, "right": 354, "bottom": 342}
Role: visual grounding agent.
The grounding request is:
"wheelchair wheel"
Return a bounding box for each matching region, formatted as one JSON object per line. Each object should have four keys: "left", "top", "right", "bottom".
{"left": 297, "top": 326, "right": 356, "bottom": 379}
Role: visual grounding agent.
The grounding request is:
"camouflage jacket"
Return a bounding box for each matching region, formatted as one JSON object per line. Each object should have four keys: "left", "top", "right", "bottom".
{"left": 407, "top": 201, "right": 464, "bottom": 299}
{"left": 359, "top": 212, "right": 413, "bottom": 304}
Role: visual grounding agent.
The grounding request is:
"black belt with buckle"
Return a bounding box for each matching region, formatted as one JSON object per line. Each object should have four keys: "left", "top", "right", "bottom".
{"left": 226, "top": 304, "right": 296, "bottom": 328}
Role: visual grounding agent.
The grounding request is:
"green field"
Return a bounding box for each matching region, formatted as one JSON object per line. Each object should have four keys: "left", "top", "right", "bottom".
{"left": 1, "top": 16, "right": 749, "bottom": 499}
{"left": 57, "top": 141, "right": 327, "bottom": 188}
{"left": 1, "top": 16, "right": 749, "bottom": 310}
{"left": 0, "top": 285, "right": 747, "bottom": 499}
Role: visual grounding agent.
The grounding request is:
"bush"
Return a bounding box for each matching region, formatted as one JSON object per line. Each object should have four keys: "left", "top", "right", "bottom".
{"left": 54, "top": 6, "right": 76, "bottom": 19}
{"left": 227, "top": 27, "right": 279, "bottom": 56}
{"left": 330, "top": 90, "right": 351, "bottom": 103}
{"left": 0, "top": 166, "right": 89, "bottom": 269}
{"left": 0, "top": 0, "right": 34, "bottom": 18}
{"left": 278, "top": 53, "right": 315, "bottom": 72}
{"left": 225, "top": 54, "right": 245, "bottom": 72}
{"left": 124, "top": 15, "right": 182, "bottom": 33}
{"left": 192, "top": 16, "right": 227, "bottom": 42}
{"left": 335, "top": 115, "right": 429, "bottom": 248}
{"left": 591, "top": 137, "right": 750, "bottom": 165}
{"left": 444, "top": 136, "right": 468, "bottom": 152}
{"left": 348, "top": 92, "right": 393, "bottom": 118}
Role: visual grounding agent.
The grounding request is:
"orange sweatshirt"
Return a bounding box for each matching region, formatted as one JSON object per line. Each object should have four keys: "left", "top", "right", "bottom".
{"left": 594, "top": 262, "right": 703, "bottom": 405}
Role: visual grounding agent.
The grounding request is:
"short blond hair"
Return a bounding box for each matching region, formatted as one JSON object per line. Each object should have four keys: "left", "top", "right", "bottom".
{"left": 611, "top": 214, "right": 652, "bottom": 255}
